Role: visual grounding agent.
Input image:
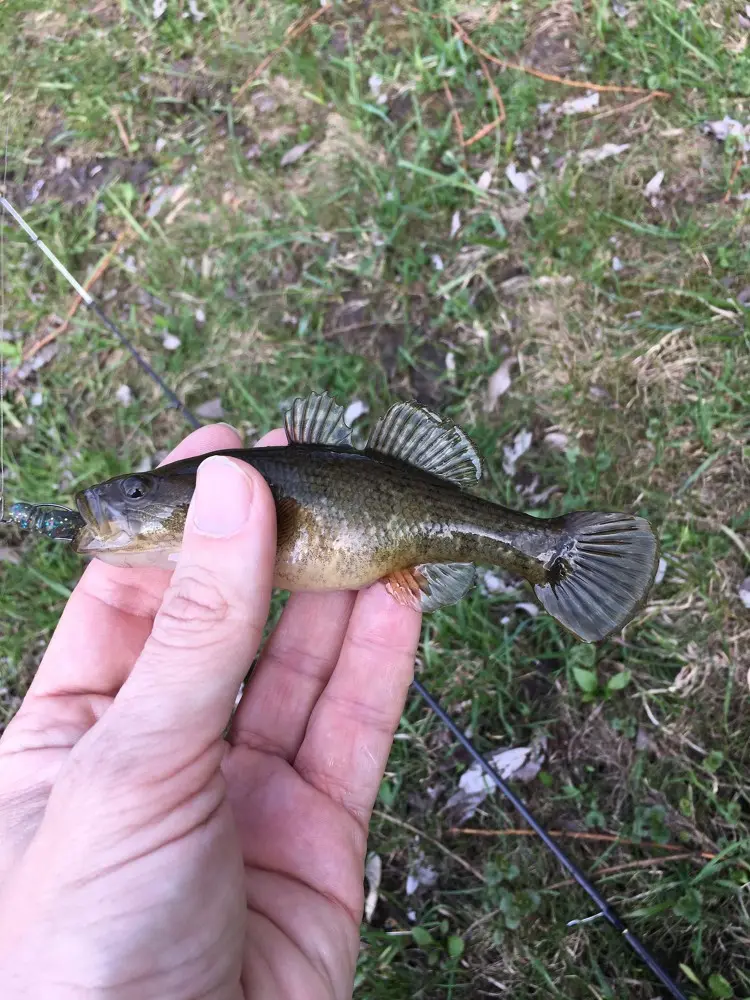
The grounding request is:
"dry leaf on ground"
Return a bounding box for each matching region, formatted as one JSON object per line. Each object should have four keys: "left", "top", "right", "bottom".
{"left": 559, "top": 92, "right": 599, "bottom": 115}
{"left": 502, "top": 429, "right": 532, "bottom": 475}
{"left": 280, "top": 142, "right": 314, "bottom": 167}
{"left": 579, "top": 142, "right": 630, "bottom": 165}
{"left": 485, "top": 356, "right": 515, "bottom": 409}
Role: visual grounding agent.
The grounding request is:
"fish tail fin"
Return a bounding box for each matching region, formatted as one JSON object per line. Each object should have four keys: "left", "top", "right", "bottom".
{"left": 534, "top": 511, "right": 659, "bottom": 643}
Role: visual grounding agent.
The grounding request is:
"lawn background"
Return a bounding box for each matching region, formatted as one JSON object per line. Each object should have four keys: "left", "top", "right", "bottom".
{"left": 1, "top": 1, "right": 749, "bottom": 996}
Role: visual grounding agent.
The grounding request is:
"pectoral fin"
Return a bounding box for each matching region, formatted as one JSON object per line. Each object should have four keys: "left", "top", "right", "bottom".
{"left": 382, "top": 562, "right": 476, "bottom": 612}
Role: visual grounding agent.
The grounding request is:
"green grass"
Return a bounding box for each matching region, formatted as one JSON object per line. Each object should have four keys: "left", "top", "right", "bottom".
{"left": 2, "top": 0, "right": 750, "bottom": 996}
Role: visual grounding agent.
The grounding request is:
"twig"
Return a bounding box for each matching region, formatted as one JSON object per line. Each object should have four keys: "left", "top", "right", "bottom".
{"left": 442, "top": 80, "right": 465, "bottom": 150}
{"left": 724, "top": 156, "right": 744, "bottom": 203}
{"left": 590, "top": 92, "right": 659, "bottom": 120}
{"left": 448, "top": 826, "right": 716, "bottom": 860}
{"left": 451, "top": 17, "right": 505, "bottom": 140}
{"left": 374, "top": 809, "right": 487, "bottom": 883}
{"left": 472, "top": 41, "right": 670, "bottom": 98}
{"left": 234, "top": 6, "right": 329, "bottom": 102}
{"left": 464, "top": 117, "right": 503, "bottom": 147}
{"left": 19, "top": 229, "right": 132, "bottom": 364}
{"left": 110, "top": 108, "right": 132, "bottom": 155}
{"left": 406, "top": 4, "right": 669, "bottom": 97}
{"left": 545, "top": 853, "right": 702, "bottom": 892}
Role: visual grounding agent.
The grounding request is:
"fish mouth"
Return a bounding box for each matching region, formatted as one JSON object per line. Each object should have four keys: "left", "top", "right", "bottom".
{"left": 75, "top": 489, "right": 102, "bottom": 529}
{"left": 73, "top": 489, "right": 121, "bottom": 551}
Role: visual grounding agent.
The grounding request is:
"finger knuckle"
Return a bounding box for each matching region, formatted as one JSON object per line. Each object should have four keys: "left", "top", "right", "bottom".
{"left": 151, "top": 565, "right": 235, "bottom": 648}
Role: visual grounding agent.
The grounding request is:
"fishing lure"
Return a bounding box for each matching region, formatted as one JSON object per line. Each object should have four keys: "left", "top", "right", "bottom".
{"left": 7, "top": 501, "right": 84, "bottom": 541}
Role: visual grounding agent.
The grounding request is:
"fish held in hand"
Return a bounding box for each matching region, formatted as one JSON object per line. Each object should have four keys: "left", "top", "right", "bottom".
{"left": 71, "top": 392, "right": 659, "bottom": 643}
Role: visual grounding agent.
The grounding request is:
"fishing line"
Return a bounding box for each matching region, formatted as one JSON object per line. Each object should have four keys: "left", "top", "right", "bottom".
{"left": 0, "top": 122, "right": 9, "bottom": 521}
{"left": 1, "top": 199, "right": 690, "bottom": 1000}
{"left": 0, "top": 198, "right": 199, "bottom": 429}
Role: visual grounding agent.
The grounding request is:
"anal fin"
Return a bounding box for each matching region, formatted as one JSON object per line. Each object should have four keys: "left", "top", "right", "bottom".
{"left": 383, "top": 562, "right": 476, "bottom": 613}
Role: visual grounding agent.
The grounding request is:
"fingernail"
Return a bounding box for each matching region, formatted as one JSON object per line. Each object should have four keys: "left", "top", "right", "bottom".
{"left": 192, "top": 456, "right": 254, "bottom": 537}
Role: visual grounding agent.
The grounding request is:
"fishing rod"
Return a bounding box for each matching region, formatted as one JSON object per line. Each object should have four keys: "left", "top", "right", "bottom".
{"left": 0, "top": 198, "right": 691, "bottom": 1000}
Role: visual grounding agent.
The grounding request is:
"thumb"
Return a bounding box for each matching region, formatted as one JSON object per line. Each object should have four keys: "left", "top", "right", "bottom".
{"left": 106, "top": 455, "right": 277, "bottom": 758}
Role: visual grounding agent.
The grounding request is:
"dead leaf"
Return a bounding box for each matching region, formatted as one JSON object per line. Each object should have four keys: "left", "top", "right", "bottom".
{"left": 187, "top": 0, "right": 206, "bottom": 22}
{"left": 485, "top": 356, "right": 515, "bottom": 410}
{"left": 578, "top": 142, "right": 630, "bottom": 165}
{"left": 443, "top": 739, "right": 546, "bottom": 821}
{"left": 344, "top": 399, "right": 368, "bottom": 424}
{"left": 739, "top": 577, "right": 750, "bottom": 610}
{"left": 505, "top": 162, "right": 536, "bottom": 194}
{"left": 476, "top": 169, "right": 492, "bottom": 191}
{"left": 703, "top": 116, "right": 750, "bottom": 151}
{"left": 364, "top": 852, "right": 381, "bottom": 921}
{"left": 252, "top": 92, "right": 278, "bottom": 114}
{"left": 280, "top": 141, "right": 313, "bottom": 167}
{"left": 500, "top": 201, "right": 531, "bottom": 224}
{"left": 543, "top": 430, "right": 568, "bottom": 450}
{"left": 405, "top": 854, "right": 438, "bottom": 896}
{"left": 654, "top": 557, "right": 667, "bottom": 586}
{"left": 482, "top": 570, "right": 519, "bottom": 595}
{"left": 115, "top": 384, "right": 133, "bottom": 406}
{"left": 195, "top": 397, "right": 225, "bottom": 420}
{"left": 162, "top": 334, "right": 181, "bottom": 351}
{"left": 13, "top": 343, "right": 58, "bottom": 382}
{"left": 152, "top": 0, "right": 167, "bottom": 18}
{"left": 450, "top": 210, "right": 461, "bottom": 238}
{"left": 559, "top": 91, "right": 599, "bottom": 115}
{"left": 502, "top": 429, "right": 532, "bottom": 476}
{"left": 644, "top": 169, "right": 665, "bottom": 198}
{"left": 516, "top": 602, "right": 540, "bottom": 617}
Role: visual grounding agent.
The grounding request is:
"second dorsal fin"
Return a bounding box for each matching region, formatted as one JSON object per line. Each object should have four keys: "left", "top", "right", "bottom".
{"left": 284, "top": 391, "right": 353, "bottom": 446}
{"left": 365, "top": 401, "right": 482, "bottom": 487}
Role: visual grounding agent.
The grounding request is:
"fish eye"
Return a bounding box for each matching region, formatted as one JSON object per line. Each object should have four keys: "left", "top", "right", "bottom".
{"left": 121, "top": 476, "right": 150, "bottom": 501}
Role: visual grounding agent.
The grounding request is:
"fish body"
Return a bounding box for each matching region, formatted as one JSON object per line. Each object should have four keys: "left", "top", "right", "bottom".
{"left": 69, "top": 392, "right": 660, "bottom": 643}
{"left": 77, "top": 444, "right": 553, "bottom": 587}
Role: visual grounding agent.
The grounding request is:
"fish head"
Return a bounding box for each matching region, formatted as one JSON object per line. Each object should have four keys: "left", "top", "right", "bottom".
{"left": 73, "top": 472, "right": 194, "bottom": 569}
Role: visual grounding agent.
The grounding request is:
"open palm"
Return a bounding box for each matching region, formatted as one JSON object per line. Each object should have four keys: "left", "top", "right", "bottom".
{"left": 0, "top": 424, "right": 421, "bottom": 1000}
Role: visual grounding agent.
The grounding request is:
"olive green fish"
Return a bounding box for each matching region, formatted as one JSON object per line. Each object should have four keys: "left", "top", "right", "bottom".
{"left": 53, "top": 391, "right": 659, "bottom": 643}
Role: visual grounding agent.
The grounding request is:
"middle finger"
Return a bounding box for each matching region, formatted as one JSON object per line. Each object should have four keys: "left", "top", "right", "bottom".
{"left": 230, "top": 588, "right": 355, "bottom": 760}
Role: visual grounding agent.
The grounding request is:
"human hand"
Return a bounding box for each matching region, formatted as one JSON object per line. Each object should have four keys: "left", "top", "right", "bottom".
{"left": 0, "top": 422, "right": 422, "bottom": 1000}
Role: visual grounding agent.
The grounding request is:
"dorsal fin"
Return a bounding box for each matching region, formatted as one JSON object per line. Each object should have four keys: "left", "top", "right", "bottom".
{"left": 284, "top": 391, "right": 353, "bottom": 446}
{"left": 365, "top": 401, "right": 482, "bottom": 486}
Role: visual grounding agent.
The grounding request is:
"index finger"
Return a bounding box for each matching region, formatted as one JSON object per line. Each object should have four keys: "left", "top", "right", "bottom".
{"left": 27, "top": 422, "right": 244, "bottom": 700}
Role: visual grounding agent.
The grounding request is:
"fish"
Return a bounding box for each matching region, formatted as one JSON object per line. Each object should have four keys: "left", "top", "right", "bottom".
{"left": 60, "top": 391, "right": 660, "bottom": 643}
